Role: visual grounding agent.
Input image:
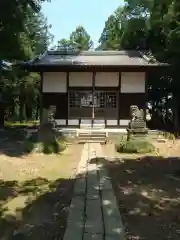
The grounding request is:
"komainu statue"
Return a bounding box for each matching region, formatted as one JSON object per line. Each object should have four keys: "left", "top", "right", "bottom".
{"left": 127, "top": 105, "right": 148, "bottom": 141}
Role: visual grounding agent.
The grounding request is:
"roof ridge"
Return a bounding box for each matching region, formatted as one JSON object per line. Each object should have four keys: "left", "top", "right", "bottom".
{"left": 46, "top": 49, "right": 144, "bottom": 57}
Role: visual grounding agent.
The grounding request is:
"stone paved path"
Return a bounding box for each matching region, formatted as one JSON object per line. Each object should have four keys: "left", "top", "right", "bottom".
{"left": 63, "top": 143, "right": 125, "bottom": 240}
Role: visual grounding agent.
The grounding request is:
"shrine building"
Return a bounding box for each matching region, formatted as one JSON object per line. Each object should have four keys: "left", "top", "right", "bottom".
{"left": 21, "top": 50, "right": 169, "bottom": 129}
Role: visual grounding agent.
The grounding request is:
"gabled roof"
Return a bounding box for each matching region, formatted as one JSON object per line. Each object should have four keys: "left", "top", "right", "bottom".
{"left": 20, "top": 50, "right": 169, "bottom": 70}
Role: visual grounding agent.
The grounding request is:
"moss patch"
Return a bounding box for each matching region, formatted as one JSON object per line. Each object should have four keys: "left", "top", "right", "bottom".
{"left": 115, "top": 138, "right": 155, "bottom": 154}
{"left": 25, "top": 134, "right": 66, "bottom": 154}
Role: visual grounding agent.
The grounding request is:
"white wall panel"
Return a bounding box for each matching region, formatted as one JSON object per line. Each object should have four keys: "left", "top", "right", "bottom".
{"left": 106, "top": 120, "right": 118, "bottom": 126}
{"left": 81, "top": 119, "right": 92, "bottom": 124}
{"left": 55, "top": 119, "right": 66, "bottom": 125}
{"left": 94, "top": 119, "right": 105, "bottom": 124}
{"left": 119, "top": 119, "right": 130, "bottom": 126}
{"left": 95, "top": 72, "right": 119, "bottom": 87}
{"left": 68, "top": 119, "right": 79, "bottom": 125}
{"left": 43, "top": 72, "right": 67, "bottom": 93}
{"left": 121, "top": 72, "right": 145, "bottom": 93}
{"left": 69, "top": 72, "right": 93, "bottom": 86}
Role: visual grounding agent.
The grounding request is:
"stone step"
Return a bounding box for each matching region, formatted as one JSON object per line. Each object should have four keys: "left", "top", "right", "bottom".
{"left": 78, "top": 131, "right": 106, "bottom": 144}
{"left": 79, "top": 138, "right": 106, "bottom": 142}
{"left": 79, "top": 132, "right": 106, "bottom": 137}
{"left": 79, "top": 139, "right": 106, "bottom": 144}
{"left": 79, "top": 135, "right": 106, "bottom": 139}
{"left": 80, "top": 124, "right": 105, "bottom": 129}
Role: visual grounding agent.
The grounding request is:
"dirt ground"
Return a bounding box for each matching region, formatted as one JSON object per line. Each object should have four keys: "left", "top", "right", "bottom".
{"left": 103, "top": 140, "right": 180, "bottom": 240}
{"left": 0, "top": 137, "right": 83, "bottom": 240}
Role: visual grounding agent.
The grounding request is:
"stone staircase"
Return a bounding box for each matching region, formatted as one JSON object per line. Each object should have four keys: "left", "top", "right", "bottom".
{"left": 80, "top": 123, "right": 105, "bottom": 129}
{"left": 78, "top": 123, "right": 107, "bottom": 144}
{"left": 78, "top": 130, "right": 107, "bottom": 144}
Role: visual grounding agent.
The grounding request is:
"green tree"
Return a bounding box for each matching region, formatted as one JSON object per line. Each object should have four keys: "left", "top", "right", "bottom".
{"left": 57, "top": 38, "right": 74, "bottom": 49}
{"left": 149, "top": 0, "right": 180, "bottom": 131}
{"left": 98, "top": 0, "right": 180, "bottom": 132}
{"left": 0, "top": 0, "right": 48, "bottom": 60}
{"left": 122, "top": 0, "right": 180, "bottom": 131}
{"left": 0, "top": 1, "right": 53, "bottom": 123}
{"left": 69, "top": 25, "right": 93, "bottom": 50}
{"left": 98, "top": 14, "right": 122, "bottom": 50}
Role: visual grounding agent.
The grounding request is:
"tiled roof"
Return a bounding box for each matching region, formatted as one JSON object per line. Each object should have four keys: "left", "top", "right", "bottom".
{"left": 23, "top": 50, "right": 169, "bottom": 67}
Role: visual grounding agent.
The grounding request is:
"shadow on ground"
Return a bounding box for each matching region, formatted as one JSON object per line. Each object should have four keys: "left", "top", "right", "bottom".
{"left": 1, "top": 153, "right": 180, "bottom": 239}
{"left": 0, "top": 128, "right": 69, "bottom": 157}
{"left": 0, "top": 177, "right": 75, "bottom": 240}
{"left": 95, "top": 155, "right": 180, "bottom": 240}
{"left": 0, "top": 129, "right": 31, "bottom": 157}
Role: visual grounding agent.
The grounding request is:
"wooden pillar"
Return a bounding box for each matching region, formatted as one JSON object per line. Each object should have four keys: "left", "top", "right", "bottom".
{"left": 66, "top": 72, "right": 69, "bottom": 127}
{"left": 40, "top": 72, "right": 43, "bottom": 124}
{"left": 144, "top": 70, "right": 148, "bottom": 121}
{"left": 92, "top": 71, "right": 96, "bottom": 126}
{"left": 118, "top": 72, "right": 121, "bottom": 127}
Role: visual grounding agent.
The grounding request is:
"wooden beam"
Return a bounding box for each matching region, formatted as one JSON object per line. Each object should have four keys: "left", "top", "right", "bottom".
{"left": 40, "top": 72, "right": 43, "bottom": 124}
{"left": 118, "top": 71, "right": 121, "bottom": 127}
{"left": 66, "top": 72, "right": 69, "bottom": 126}
{"left": 144, "top": 71, "right": 148, "bottom": 120}
{"left": 92, "top": 71, "right": 96, "bottom": 126}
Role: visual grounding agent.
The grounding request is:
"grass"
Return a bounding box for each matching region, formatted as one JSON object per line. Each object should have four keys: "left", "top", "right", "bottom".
{"left": 115, "top": 138, "right": 155, "bottom": 154}
{"left": 25, "top": 135, "right": 67, "bottom": 154}
{"left": 5, "top": 120, "right": 39, "bottom": 129}
{"left": 0, "top": 138, "right": 83, "bottom": 240}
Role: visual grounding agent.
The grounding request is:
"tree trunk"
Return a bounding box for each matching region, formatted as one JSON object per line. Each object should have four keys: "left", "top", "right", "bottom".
{"left": 173, "top": 101, "right": 180, "bottom": 135}
{"left": 35, "top": 101, "right": 39, "bottom": 120}
{"left": 19, "top": 99, "right": 26, "bottom": 123}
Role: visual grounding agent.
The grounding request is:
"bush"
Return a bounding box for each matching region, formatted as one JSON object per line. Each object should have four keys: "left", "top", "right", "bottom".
{"left": 163, "top": 131, "right": 175, "bottom": 141}
{"left": 25, "top": 136, "right": 66, "bottom": 154}
{"left": 115, "top": 139, "right": 155, "bottom": 154}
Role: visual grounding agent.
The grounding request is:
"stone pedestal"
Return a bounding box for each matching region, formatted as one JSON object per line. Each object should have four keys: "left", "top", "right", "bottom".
{"left": 127, "top": 105, "right": 148, "bottom": 141}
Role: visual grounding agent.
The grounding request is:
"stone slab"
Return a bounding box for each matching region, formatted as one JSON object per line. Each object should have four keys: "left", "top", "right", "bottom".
{"left": 84, "top": 233, "right": 103, "bottom": 240}
{"left": 74, "top": 177, "right": 86, "bottom": 196}
{"left": 99, "top": 176, "right": 112, "bottom": 191}
{"left": 86, "top": 190, "right": 99, "bottom": 200}
{"left": 85, "top": 198, "right": 103, "bottom": 234}
{"left": 70, "top": 196, "right": 85, "bottom": 211}
{"left": 86, "top": 174, "right": 100, "bottom": 200}
{"left": 67, "top": 206, "right": 84, "bottom": 223}
{"left": 87, "top": 172, "right": 99, "bottom": 186}
{"left": 105, "top": 233, "right": 125, "bottom": 240}
{"left": 86, "top": 199, "right": 102, "bottom": 220}
{"left": 101, "top": 191, "right": 120, "bottom": 218}
{"left": 86, "top": 171, "right": 99, "bottom": 198}
{"left": 84, "top": 218, "right": 103, "bottom": 234}
{"left": 63, "top": 221, "right": 84, "bottom": 240}
{"left": 104, "top": 216, "right": 124, "bottom": 237}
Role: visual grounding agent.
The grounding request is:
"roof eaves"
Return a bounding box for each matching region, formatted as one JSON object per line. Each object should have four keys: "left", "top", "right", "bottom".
{"left": 32, "top": 51, "right": 48, "bottom": 64}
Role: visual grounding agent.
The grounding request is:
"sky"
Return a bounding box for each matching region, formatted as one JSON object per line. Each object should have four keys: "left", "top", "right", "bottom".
{"left": 42, "top": 0, "right": 124, "bottom": 47}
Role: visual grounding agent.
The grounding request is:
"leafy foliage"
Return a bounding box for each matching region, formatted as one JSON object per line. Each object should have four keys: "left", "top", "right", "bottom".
{"left": 97, "top": 0, "right": 180, "bottom": 132}
{"left": 115, "top": 138, "right": 155, "bottom": 154}
{"left": 26, "top": 134, "right": 66, "bottom": 154}
{"left": 0, "top": 0, "right": 51, "bottom": 60}
{"left": 0, "top": 1, "right": 52, "bottom": 123}
{"left": 57, "top": 25, "right": 93, "bottom": 51}
{"left": 70, "top": 26, "right": 93, "bottom": 50}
